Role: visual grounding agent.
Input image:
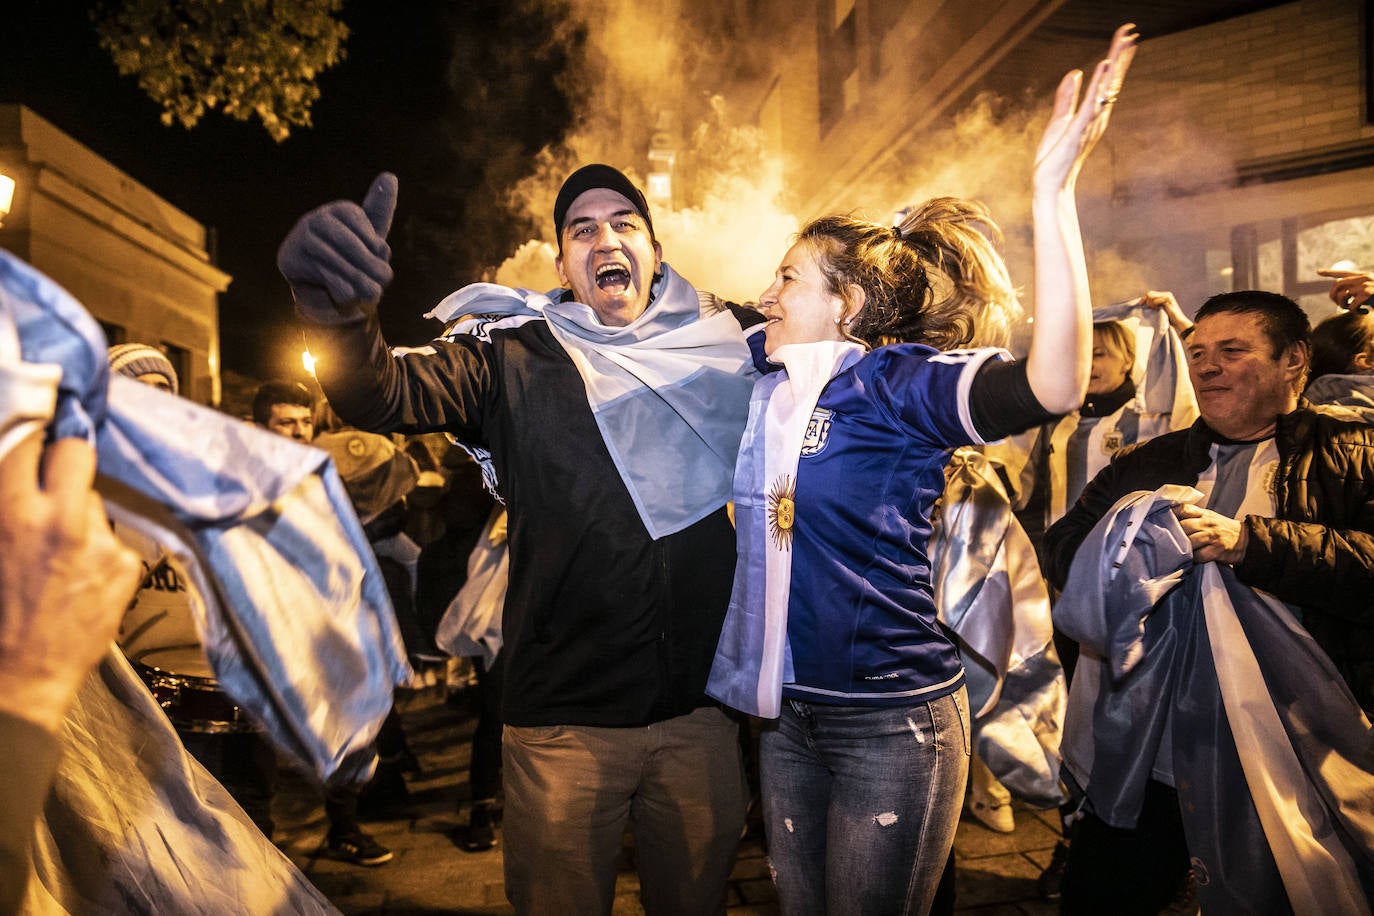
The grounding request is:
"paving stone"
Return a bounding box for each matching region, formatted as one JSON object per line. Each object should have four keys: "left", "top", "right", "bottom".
{"left": 954, "top": 801, "right": 1062, "bottom": 858}
{"left": 1022, "top": 846, "right": 1057, "bottom": 871}
{"left": 954, "top": 853, "right": 1043, "bottom": 908}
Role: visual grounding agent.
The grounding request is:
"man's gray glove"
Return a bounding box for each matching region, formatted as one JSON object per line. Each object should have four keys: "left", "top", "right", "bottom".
{"left": 277, "top": 172, "right": 398, "bottom": 323}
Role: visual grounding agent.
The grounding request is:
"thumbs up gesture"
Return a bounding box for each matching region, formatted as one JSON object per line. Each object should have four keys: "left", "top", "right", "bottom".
{"left": 277, "top": 173, "right": 399, "bottom": 321}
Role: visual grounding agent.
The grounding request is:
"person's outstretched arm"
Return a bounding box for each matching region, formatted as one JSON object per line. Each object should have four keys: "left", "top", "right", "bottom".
{"left": 1024, "top": 24, "right": 1138, "bottom": 414}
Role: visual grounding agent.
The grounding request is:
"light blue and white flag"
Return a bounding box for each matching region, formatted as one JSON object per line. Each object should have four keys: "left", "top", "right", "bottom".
{"left": 27, "top": 651, "right": 338, "bottom": 914}
{"left": 708, "top": 340, "right": 864, "bottom": 718}
{"left": 0, "top": 248, "right": 410, "bottom": 787}
{"left": 427, "top": 263, "right": 759, "bottom": 539}
{"left": 1056, "top": 486, "right": 1374, "bottom": 914}
{"left": 1090, "top": 298, "right": 1198, "bottom": 433}
{"left": 932, "top": 447, "right": 1066, "bottom": 807}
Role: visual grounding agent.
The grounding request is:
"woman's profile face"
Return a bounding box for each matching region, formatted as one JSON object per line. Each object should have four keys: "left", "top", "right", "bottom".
{"left": 757, "top": 241, "right": 848, "bottom": 356}
{"left": 1086, "top": 328, "right": 1132, "bottom": 397}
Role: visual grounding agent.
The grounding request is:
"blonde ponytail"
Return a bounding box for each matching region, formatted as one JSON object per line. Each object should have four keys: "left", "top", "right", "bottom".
{"left": 799, "top": 197, "right": 1020, "bottom": 351}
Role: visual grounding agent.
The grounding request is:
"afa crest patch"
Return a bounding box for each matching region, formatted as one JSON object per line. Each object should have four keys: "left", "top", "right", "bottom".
{"left": 801, "top": 407, "right": 834, "bottom": 457}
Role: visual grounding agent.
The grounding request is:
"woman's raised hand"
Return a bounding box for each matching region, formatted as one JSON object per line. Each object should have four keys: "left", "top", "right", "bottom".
{"left": 1034, "top": 24, "right": 1138, "bottom": 192}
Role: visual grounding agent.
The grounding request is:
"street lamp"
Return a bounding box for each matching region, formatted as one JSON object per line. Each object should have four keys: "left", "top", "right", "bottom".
{"left": 0, "top": 173, "right": 15, "bottom": 227}
{"left": 302, "top": 349, "right": 317, "bottom": 376}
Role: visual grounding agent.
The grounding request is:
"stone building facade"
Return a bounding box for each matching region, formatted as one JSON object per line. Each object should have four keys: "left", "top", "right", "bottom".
{"left": 0, "top": 105, "right": 228, "bottom": 404}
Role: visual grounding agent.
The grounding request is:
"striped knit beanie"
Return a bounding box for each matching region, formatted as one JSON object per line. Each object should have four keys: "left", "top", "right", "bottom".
{"left": 107, "top": 342, "right": 178, "bottom": 396}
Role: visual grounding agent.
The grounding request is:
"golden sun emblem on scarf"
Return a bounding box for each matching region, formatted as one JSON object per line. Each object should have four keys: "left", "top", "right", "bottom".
{"left": 767, "top": 475, "right": 796, "bottom": 550}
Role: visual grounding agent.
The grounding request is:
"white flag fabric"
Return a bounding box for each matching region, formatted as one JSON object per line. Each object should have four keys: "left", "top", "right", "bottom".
{"left": 707, "top": 340, "right": 863, "bottom": 718}
{"left": 428, "top": 264, "right": 759, "bottom": 539}
{"left": 1055, "top": 487, "right": 1374, "bottom": 913}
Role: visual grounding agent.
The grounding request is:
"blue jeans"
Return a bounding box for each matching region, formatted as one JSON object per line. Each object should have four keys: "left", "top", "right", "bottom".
{"left": 502, "top": 706, "right": 748, "bottom": 915}
{"left": 761, "top": 688, "right": 970, "bottom": 916}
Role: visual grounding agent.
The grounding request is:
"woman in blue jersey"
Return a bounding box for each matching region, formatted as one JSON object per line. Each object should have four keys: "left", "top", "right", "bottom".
{"left": 707, "top": 25, "right": 1138, "bottom": 916}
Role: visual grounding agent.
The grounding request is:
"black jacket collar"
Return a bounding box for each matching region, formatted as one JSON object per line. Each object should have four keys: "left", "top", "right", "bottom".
{"left": 1080, "top": 377, "right": 1136, "bottom": 418}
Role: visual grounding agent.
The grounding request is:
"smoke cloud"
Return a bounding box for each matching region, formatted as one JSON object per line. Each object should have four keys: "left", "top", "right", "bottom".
{"left": 489, "top": 3, "right": 1243, "bottom": 346}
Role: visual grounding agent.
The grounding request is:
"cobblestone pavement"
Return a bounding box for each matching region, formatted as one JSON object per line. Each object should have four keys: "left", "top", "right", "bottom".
{"left": 274, "top": 683, "right": 1070, "bottom": 915}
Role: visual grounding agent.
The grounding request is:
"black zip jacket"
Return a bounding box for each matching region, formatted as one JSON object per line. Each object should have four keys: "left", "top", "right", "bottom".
{"left": 1044, "top": 405, "right": 1374, "bottom": 713}
{"left": 306, "top": 306, "right": 764, "bottom": 727}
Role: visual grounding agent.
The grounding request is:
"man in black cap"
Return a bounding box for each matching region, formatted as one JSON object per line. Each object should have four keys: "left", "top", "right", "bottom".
{"left": 277, "top": 166, "right": 765, "bottom": 914}
{"left": 549, "top": 163, "right": 660, "bottom": 327}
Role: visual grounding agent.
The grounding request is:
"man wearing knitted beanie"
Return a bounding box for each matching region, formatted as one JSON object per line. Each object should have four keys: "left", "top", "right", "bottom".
{"left": 107, "top": 342, "right": 178, "bottom": 395}
{"left": 106, "top": 343, "right": 291, "bottom": 845}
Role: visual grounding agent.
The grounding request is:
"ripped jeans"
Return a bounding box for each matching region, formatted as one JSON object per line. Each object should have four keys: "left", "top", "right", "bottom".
{"left": 760, "top": 688, "right": 970, "bottom": 916}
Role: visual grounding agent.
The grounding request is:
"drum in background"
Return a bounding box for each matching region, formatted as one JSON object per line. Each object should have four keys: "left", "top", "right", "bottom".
{"left": 133, "top": 646, "right": 257, "bottom": 735}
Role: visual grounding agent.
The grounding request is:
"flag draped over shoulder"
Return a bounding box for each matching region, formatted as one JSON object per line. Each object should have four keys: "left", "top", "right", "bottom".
{"left": 707, "top": 341, "right": 864, "bottom": 718}
{"left": 931, "top": 447, "right": 1066, "bottom": 808}
{"left": 427, "top": 263, "right": 758, "bottom": 539}
{"left": 1055, "top": 487, "right": 1374, "bottom": 914}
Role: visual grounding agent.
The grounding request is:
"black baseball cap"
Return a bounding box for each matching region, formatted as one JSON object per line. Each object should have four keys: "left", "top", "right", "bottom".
{"left": 553, "top": 164, "right": 654, "bottom": 244}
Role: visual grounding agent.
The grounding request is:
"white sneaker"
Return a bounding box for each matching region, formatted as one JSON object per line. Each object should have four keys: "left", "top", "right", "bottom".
{"left": 966, "top": 797, "right": 1015, "bottom": 833}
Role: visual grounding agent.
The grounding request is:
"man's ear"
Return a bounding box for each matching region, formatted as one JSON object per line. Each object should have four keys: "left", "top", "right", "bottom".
{"left": 555, "top": 254, "right": 568, "bottom": 288}
{"left": 1283, "top": 340, "right": 1310, "bottom": 381}
{"left": 1353, "top": 349, "right": 1374, "bottom": 372}
{"left": 653, "top": 241, "right": 663, "bottom": 273}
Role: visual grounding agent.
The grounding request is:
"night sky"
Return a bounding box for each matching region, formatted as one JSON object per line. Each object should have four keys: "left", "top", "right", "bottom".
{"left": 0, "top": 1, "right": 577, "bottom": 380}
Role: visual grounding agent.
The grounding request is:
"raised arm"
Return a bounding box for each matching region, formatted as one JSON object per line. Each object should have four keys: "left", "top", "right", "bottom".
{"left": 276, "top": 174, "right": 492, "bottom": 439}
{"left": 277, "top": 172, "right": 398, "bottom": 324}
{"left": 1025, "top": 24, "right": 1138, "bottom": 413}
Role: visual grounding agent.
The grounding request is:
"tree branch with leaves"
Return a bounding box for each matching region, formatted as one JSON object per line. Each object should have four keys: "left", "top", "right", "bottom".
{"left": 93, "top": 0, "right": 349, "bottom": 142}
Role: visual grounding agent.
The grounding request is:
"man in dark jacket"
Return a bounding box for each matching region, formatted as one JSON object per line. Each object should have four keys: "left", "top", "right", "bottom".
{"left": 276, "top": 166, "right": 762, "bottom": 914}
{"left": 1043, "top": 289, "right": 1374, "bottom": 914}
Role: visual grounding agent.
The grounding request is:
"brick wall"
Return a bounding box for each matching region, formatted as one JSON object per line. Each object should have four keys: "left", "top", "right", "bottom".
{"left": 1117, "top": 0, "right": 1372, "bottom": 173}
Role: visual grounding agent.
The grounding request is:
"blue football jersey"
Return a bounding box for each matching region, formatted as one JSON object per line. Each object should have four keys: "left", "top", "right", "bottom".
{"left": 783, "top": 343, "right": 1006, "bottom": 706}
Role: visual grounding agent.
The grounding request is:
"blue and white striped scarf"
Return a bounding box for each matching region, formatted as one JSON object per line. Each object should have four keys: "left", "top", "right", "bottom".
{"left": 426, "top": 263, "right": 759, "bottom": 539}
